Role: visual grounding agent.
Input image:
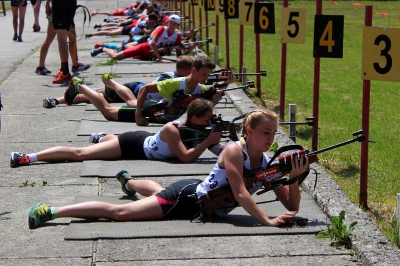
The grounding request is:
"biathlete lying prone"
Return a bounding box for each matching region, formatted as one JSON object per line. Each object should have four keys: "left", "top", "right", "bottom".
{"left": 11, "top": 98, "right": 223, "bottom": 168}
{"left": 28, "top": 109, "right": 309, "bottom": 229}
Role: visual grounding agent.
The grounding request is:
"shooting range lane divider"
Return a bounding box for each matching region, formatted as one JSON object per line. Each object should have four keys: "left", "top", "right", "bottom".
{"left": 79, "top": 156, "right": 217, "bottom": 178}
{"left": 64, "top": 191, "right": 328, "bottom": 240}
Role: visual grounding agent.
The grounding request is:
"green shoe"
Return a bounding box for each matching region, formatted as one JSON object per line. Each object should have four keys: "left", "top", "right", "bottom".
{"left": 85, "top": 33, "right": 92, "bottom": 39}
{"left": 115, "top": 170, "right": 136, "bottom": 196}
{"left": 101, "top": 73, "right": 116, "bottom": 101}
{"left": 28, "top": 202, "right": 55, "bottom": 229}
{"left": 64, "top": 77, "right": 84, "bottom": 106}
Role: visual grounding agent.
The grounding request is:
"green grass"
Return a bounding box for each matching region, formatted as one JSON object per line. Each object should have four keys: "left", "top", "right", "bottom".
{"left": 186, "top": 1, "right": 400, "bottom": 245}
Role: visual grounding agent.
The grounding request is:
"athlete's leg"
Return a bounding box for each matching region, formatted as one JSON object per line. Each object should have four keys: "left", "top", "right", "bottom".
{"left": 107, "top": 79, "right": 138, "bottom": 106}
{"left": 78, "top": 83, "right": 119, "bottom": 121}
{"left": 38, "top": 22, "right": 57, "bottom": 67}
{"left": 54, "top": 195, "right": 163, "bottom": 221}
{"left": 102, "top": 48, "right": 126, "bottom": 60}
{"left": 126, "top": 179, "right": 164, "bottom": 196}
{"left": 35, "top": 135, "right": 122, "bottom": 162}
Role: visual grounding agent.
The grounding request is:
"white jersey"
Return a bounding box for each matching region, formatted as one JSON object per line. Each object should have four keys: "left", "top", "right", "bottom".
{"left": 153, "top": 71, "right": 178, "bottom": 82}
{"left": 131, "top": 20, "right": 147, "bottom": 35}
{"left": 195, "top": 141, "right": 271, "bottom": 215}
{"left": 143, "top": 121, "right": 182, "bottom": 160}
{"left": 148, "top": 26, "right": 179, "bottom": 48}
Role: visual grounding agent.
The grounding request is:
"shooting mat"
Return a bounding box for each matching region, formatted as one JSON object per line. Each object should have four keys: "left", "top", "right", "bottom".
{"left": 64, "top": 192, "right": 327, "bottom": 240}
{"left": 79, "top": 156, "right": 217, "bottom": 178}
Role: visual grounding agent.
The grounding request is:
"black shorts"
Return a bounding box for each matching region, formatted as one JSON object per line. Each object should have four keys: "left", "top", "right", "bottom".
{"left": 52, "top": 0, "right": 77, "bottom": 30}
{"left": 155, "top": 179, "right": 203, "bottom": 219}
{"left": 122, "top": 25, "right": 133, "bottom": 35}
{"left": 117, "top": 100, "right": 157, "bottom": 122}
{"left": 30, "top": 0, "right": 36, "bottom": 5}
{"left": 118, "top": 131, "right": 153, "bottom": 160}
{"left": 12, "top": 0, "right": 27, "bottom": 7}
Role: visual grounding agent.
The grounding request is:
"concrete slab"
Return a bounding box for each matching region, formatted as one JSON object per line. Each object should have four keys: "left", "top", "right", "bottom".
{"left": 95, "top": 64, "right": 176, "bottom": 75}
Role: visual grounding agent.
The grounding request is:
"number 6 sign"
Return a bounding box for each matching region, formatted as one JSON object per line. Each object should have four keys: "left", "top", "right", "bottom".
{"left": 362, "top": 27, "right": 400, "bottom": 82}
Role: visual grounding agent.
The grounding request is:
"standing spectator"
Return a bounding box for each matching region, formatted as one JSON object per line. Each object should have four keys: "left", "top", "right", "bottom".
{"left": 11, "top": 0, "right": 27, "bottom": 42}
{"left": 36, "top": 0, "right": 90, "bottom": 76}
{"left": 51, "top": 0, "right": 76, "bottom": 84}
{"left": 31, "top": 0, "right": 41, "bottom": 32}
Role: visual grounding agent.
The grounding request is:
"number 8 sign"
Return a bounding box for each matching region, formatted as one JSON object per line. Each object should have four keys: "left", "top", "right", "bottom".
{"left": 362, "top": 27, "right": 400, "bottom": 82}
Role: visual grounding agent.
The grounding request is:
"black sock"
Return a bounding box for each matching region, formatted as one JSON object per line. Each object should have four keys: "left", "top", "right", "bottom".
{"left": 53, "top": 99, "right": 59, "bottom": 105}
{"left": 61, "top": 62, "right": 69, "bottom": 74}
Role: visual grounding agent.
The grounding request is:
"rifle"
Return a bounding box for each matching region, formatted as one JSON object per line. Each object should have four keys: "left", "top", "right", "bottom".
{"left": 196, "top": 130, "right": 367, "bottom": 217}
{"left": 205, "top": 69, "right": 267, "bottom": 85}
{"left": 178, "top": 114, "right": 244, "bottom": 145}
{"left": 147, "top": 81, "right": 253, "bottom": 122}
{"left": 149, "top": 38, "right": 212, "bottom": 61}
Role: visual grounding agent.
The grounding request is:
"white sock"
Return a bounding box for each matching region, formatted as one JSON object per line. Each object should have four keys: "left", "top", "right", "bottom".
{"left": 124, "top": 183, "right": 131, "bottom": 191}
{"left": 27, "top": 153, "right": 37, "bottom": 163}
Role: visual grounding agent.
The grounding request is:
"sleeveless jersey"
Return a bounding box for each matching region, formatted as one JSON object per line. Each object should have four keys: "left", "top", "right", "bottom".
{"left": 143, "top": 121, "right": 183, "bottom": 160}
{"left": 148, "top": 26, "right": 179, "bottom": 48}
{"left": 195, "top": 141, "right": 271, "bottom": 215}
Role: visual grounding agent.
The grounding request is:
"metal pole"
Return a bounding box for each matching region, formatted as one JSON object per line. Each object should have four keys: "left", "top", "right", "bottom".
{"left": 360, "top": 5, "right": 373, "bottom": 208}
{"left": 255, "top": 0, "right": 260, "bottom": 96}
{"left": 214, "top": 46, "right": 219, "bottom": 65}
{"left": 280, "top": 0, "right": 289, "bottom": 122}
{"left": 289, "top": 104, "right": 296, "bottom": 142}
{"left": 242, "top": 66, "right": 248, "bottom": 85}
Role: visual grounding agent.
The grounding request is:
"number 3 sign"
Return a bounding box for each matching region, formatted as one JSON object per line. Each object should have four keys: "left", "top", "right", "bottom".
{"left": 362, "top": 27, "right": 400, "bottom": 82}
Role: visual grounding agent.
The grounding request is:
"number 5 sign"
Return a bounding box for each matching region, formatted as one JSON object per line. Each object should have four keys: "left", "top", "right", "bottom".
{"left": 362, "top": 27, "right": 400, "bottom": 82}
{"left": 281, "top": 8, "right": 306, "bottom": 44}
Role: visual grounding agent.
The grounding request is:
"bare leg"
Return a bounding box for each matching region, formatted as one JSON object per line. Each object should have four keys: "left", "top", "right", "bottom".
{"left": 12, "top": 7, "right": 18, "bottom": 35}
{"left": 33, "top": 2, "right": 40, "bottom": 27}
{"left": 39, "top": 22, "right": 56, "bottom": 67}
{"left": 107, "top": 79, "right": 137, "bottom": 106}
{"left": 67, "top": 26, "right": 78, "bottom": 66}
{"left": 55, "top": 29, "right": 69, "bottom": 63}
{"left": 78, "top": 84, "right": 119, "bottom": 121}
{"left": 36, "top": 135, "right": 122, "bottom": 162}
{"left": 54, "top": 195, "right": 163, "bottom": 221}
{"left": 127, "top": 179, "right": 164, "bottom": 196}
{"left": 102, "top": 48, "right": 126, "bottom": 60}
{"left": 18, "top": 6, "right": 27, "bottom": 38}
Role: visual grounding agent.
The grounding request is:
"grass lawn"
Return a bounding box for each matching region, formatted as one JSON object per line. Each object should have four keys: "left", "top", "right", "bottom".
{"left": 185, "top": 0, "right": 400, "bottom": 245}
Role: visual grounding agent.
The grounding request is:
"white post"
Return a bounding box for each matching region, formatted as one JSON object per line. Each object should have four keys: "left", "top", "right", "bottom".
{"left": 242, "top": 66, "right": 248, "bottom": 85}
{"left": 289, "top": 104, "right": 296, "bottom": 142}
{"left": 214, "top": 46, "right": 219, "bottom": 65}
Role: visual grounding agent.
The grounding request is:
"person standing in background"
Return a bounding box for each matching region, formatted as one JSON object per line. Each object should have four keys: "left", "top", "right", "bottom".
{"left": 31, "top": 0, "right": 41, "bottom": 32}
{"left": 11, "top": 0, "right": 27, "bottom": 42}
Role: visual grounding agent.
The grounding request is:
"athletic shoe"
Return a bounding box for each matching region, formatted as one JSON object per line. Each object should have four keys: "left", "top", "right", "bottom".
{"left": 94, "top": 23, "right": 101, "bottom": 29}
{"left": 71, "top": 63, "right": 91, "bottom": 73}
{"left": 64, "top": 77, "right": 84, "bottom": 106}
{"left": 35, "top": 67, "right": 52, "bottom": 75}
{"left": 28, "top": 202, "right": 54, "bottom": 229}
{"left": 115, "top": 170, "right": 137, "bottom": 196}
{"left": 13, "top": 33, "right": 18, "bottom": 41}
{"left": 89, "top": 132, "right": 107, "bottom": 143}
{"left": 85, "top": 33, "right": 93, "bottom": 39}
{"left": 94, "top": 43, "right": 104, "bottom": 49}
{"left": 52, "top": 72, "right": 72, "bottom": 84}
{"left": 117, "top": 40, "right": 128, "bottom": 52}
{"left": 18, "top": 37, "right": 23, "bottom": 42}
{"left": 101, "top": 73, "right": 116, "bottom": 101}
{"left": 33, "top": 24, "right": 40, "bottom": 32}
{"left": 43, "top": 98, "right": 57, "bottom": 109}
{"left": 97, "top": 27, "right": 103, "bottom": 32}
{"left": 91, "top": 47, "right": 103, "bottom": 57}
{"left": 10, "top": 152, "right": 30, "bottom": 168}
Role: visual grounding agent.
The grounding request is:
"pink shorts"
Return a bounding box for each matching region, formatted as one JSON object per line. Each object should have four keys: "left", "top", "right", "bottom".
{"left": 122, "top": 42, "right": 151, "bottom": 60}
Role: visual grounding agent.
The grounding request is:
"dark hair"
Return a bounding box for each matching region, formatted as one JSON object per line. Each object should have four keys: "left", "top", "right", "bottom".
{"left": 176, "top": 55, "right": 194, "bottom": 70}
{"left": 192, "top": 56, "right": 216, "bottom": 71}
{"left": 186, "top": 98, "right": 214, "bottom": 123}
{"left": 148, "top": 13, "right": 159, "bottom": 21}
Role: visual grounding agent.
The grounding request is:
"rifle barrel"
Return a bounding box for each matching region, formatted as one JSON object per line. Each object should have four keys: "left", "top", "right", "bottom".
{"left": 307, "top": 135, "right": 366, "bottom": 156}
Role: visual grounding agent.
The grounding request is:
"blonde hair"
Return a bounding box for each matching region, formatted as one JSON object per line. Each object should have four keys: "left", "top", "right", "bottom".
{"left": 239, "top": 109, "right": 278, "bottom": 147}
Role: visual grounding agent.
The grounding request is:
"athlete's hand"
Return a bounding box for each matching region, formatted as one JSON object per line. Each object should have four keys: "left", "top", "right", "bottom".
{"left": 135, "top": 113, "right": 149, "bottom": 126}
{"left": 266, "top": 211, "right": 297, "bottom": 227}
{"left": 224, "top": 72, "right": 237, "bottom": 84}
{"left": 159, "top": 59, "right": 172, "bottom": 63}
{"left": 211, "top": 91, "right": 222, "bottom": 106}
{"left": 206, "top": 126, "right": 222, "bottom": 146}
{"left": 288, "top": 152, "right": 309, "bottom": 180}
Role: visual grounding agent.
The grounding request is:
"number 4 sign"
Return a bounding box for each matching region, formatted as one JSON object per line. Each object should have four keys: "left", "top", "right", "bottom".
{"left": 362, "top": 27, "right": 400, "bottom": 82}
{"left": 313, "top": 15, "right": 344, "bottom": 58}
